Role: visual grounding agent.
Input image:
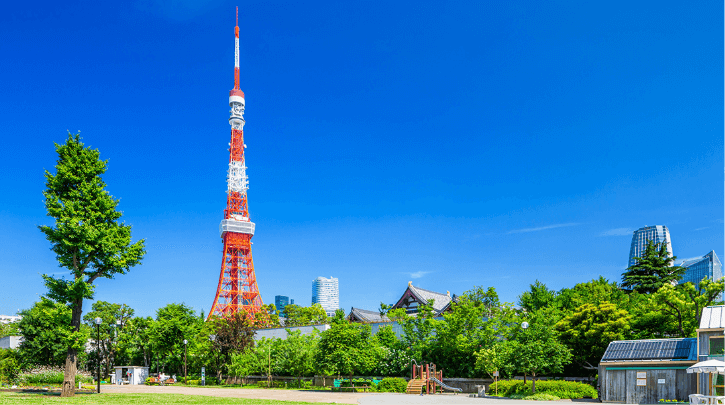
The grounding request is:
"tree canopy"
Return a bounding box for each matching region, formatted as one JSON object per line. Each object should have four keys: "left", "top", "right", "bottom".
{"left": 39, "top": 133, "right": 145, "bottom": 396}
{"left": 622, "top": 240, "right": 685, "bottom": 293}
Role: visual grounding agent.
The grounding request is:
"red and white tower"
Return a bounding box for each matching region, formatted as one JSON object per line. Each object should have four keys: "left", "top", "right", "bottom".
{"left": 209, "top": 8, "right": 263, "bottom": 318}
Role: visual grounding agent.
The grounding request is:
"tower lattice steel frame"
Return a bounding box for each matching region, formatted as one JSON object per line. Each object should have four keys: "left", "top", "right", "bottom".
{"left": 209, "top": 8, "right": 263, "bottom": 318}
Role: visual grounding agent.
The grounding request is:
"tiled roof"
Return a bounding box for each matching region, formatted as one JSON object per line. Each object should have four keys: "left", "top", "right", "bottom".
{"left": 348, "top": 307, "right": 390, "bottom": 323}
{"left": 600, "top": 338, "right": 697, "bottom": 362}
{"left": 408, "top": 285, "right": 452, "bottom": 313}
{"left": 700, "top": 305, "right": 725, "bottom": 329}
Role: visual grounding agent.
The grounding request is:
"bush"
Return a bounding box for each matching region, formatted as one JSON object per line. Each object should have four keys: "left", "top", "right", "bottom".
{"left": 19, "top": 367, "right": 93, "bottom": 385}
{"left": 523, "top": 393, "right": 561, "bottom": 401}
{"left": 489, "top": 379, "right": 597, "bottom": 399}
{"left": 0, "top": 349, "right": 20, "bottom": 385}
{"left": 376, "top": 377, "right": 408, "bottom": 393}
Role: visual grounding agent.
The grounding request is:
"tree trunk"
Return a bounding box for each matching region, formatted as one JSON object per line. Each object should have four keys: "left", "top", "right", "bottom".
{"left": 532, "top": 374, "right": 536, "bottom": 393}
{"left": 61, "top": 298, "right": 83, "bottom": 397}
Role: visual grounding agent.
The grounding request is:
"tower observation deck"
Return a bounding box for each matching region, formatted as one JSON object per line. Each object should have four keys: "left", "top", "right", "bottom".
{"left": 209, "top": 8, "right": 263, "bottom": 318}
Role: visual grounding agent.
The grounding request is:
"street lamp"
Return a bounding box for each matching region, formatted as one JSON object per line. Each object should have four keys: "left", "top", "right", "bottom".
{"left": 183, "top": 339, "right": 188, "bottom": 385}
{"left": 208, "top": 335, "right": 217, "bottom": 386}
{"left": 94, "top": 317, "right": 102, "bottom": 394}
{"left": 521, "top": 321, "right": 529, "bottom": 329}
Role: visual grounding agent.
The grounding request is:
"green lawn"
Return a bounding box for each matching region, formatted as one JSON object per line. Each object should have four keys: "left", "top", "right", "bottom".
{"left": 0, "top": 392, "right": 338, "bottom": 405}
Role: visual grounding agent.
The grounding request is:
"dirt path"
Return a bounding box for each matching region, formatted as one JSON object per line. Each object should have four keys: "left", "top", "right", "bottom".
{"left": 101, "top": 384, "right": 376, "bottom": 404}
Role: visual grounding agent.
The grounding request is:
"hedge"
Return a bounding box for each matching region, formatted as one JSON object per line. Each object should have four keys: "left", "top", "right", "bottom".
{"left": 489, "top": 379, "right": 597, "bottom": 399}
{"left": 376, "top": 377, "right": 408, "bottom": 393}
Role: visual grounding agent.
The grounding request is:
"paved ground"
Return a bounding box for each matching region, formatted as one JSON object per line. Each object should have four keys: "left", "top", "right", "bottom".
{"left": 101, "top": 385, "right": 597, "bottom": 404}
{"left": 101, "top": 385, "right": 372, "bottom": 404}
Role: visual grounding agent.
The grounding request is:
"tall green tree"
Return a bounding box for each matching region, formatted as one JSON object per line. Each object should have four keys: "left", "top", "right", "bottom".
{"left": 518, "top": 280, "right": 557, "bottom": 313}
{"left": 17, "top": 298, "right": 87, "bottom": 369}
{"left": 277, "top": 330, "right": 318, "bottom": 385}
{"left": 116, "top": 316, "right": 154, "bottom": 367}
{"left": 622, "top": 240, "right": 685, "bottom": 294}
{"left": 283, "top": 304, "right": 329, "bottom": 327}
{"left": 39, "top": 133, "right": 146, "bottom": 396}
{"left": 510, "top": 311, "right": 572, "bottom": 393}
{"left": 83, "top": 301, "right": 134, "bottom": 379}
{"left": 314, "top": 316, "right": 383, "bottom": 380}
{"left": 555, "top": 301, "right": 631, "bottom": 374}
{"left": 150, "top": 303, "right": 202, "bottom": 375}
{"left": 650, "top": 278, "right": 725, "bottom": 337}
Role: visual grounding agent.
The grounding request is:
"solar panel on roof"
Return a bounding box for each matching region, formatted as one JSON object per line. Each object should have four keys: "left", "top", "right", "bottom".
{"left": 600, "top": 339, "right": 696, "bottom": 362}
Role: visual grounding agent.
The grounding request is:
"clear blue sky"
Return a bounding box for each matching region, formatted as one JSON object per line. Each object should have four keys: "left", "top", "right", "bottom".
{"left": 0, "top": 0, "right": 722, "bottom": 318}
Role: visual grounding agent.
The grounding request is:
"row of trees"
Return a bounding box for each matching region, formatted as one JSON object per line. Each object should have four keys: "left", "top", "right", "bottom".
{"left": 17, "top": 132, "right": 724, "bottom": 396}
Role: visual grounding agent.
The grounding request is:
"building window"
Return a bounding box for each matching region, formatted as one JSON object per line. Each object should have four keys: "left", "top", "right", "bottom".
{"left": 710, "top": 336, "right": 724, "bottom": 356}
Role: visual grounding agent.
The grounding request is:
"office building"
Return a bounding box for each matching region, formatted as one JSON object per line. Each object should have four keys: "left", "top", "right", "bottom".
{"left": 274, "top": 295, "right": 294, "bottom": 317}
{"left": 680, "top": 251, "right": 723, "bottom": 288}
{"left": 312, "top": 276, "right": 339, "bottom": 317}
{"left": 629, "top": 225, "right": 673, "bottom": 267}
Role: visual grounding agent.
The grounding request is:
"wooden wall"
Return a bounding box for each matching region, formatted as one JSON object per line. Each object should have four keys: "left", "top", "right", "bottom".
{"left": 600, "top": 366, "right": 696, "bottom": 403}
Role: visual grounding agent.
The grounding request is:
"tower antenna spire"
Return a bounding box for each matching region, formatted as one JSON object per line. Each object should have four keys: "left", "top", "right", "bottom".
{"left": 210, "top": 7, "right": 262, "bottom": 320}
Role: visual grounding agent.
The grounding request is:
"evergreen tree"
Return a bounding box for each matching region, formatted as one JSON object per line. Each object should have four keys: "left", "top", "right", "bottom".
{"left": 621, "top": 240, "right": 685, "bottom": 294}
{"left": 39, "top": 133, "right": 146, "bottom": 396}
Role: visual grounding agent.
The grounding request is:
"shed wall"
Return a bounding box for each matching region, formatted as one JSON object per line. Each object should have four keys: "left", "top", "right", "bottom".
{"left": 601, "top": 366, "right": 696, "bottom": 403}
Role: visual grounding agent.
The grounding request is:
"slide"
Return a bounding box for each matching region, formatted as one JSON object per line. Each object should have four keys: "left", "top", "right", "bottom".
{"left": 429, "top": 377, "right": 462, "bottom": 392}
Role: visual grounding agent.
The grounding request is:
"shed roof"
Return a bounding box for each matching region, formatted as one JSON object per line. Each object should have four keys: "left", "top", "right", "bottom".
{"left": 700, "top": 306, "right": 725, "bottom": 329}
{"left": 600, "top": 338, "right": 697, "bottom": 362}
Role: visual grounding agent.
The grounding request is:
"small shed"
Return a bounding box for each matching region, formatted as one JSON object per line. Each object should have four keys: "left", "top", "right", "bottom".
{"left": 113, "top": 366, "right": 149, "bottom": 385}
{"left": 599, "top": 338, "right": 698, "bottom": 403}
{"left": 696, "top": 305, "right": 725, "bottom": 395}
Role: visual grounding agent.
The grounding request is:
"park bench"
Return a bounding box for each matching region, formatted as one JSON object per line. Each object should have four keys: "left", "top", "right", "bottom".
{"left": 333, "top": 379, "right": 370, "bottom": 392}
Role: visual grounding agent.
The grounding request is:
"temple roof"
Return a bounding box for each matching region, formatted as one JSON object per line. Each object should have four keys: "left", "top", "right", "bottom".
{"left": 392, "top": 283, "right": 453, "bottom": 314}
{"left": 347, "top": 307, "right": 390, "bottom": 323}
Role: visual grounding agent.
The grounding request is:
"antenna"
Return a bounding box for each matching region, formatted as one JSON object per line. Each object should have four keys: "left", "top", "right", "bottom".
{"left": 236, "top": 6, "right": 238, "bottom": 27}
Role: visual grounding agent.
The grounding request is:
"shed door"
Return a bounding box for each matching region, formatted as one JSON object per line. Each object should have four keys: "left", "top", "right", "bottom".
{"left": 606, "top": 369, "right": 626, "bottom": 402}
{"left": 652, "top": 370, "right": 676, "bottom": 403}
{"left": 626, "top": 370, "right": 647, "bottom": 404}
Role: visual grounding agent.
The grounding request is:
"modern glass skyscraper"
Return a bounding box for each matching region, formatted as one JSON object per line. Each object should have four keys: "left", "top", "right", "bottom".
{"left": 311, "top": 276, "right": 339, "bottom": 317}
{"left": 628, "top": 225, "right": 673, "bottom": 267}
{"left": 274, "top": 295, "right": 294, "bottom": 317}
{"left": 679, "top": 251, "right": 723, "bottom": 287}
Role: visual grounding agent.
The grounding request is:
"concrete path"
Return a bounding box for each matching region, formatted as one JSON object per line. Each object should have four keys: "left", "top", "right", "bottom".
{"left": 101, "top": 385, "right": 597, "bottom": 404}
{"left": 101, "top": 384, "right": 372, "bottom": 404}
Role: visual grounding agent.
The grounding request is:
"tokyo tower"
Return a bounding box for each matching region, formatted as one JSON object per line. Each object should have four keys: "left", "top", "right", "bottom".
{"left": 209, "top": 8, "right": 263, "bottom": 318}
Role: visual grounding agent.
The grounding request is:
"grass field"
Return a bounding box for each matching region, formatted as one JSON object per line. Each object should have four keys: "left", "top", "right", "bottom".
{"left": 0, "top": 392, "right": 338, "bottom": 405}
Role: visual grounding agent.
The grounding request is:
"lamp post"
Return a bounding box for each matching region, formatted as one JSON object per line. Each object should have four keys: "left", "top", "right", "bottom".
{"left": 94, "top": 317, "right": 102, "bottom": 394}
{"left": 183, "top": 339, "right": 188, "bottom": 385}
{"left": 209, "top": 335, "right": 217, "bottom": 386}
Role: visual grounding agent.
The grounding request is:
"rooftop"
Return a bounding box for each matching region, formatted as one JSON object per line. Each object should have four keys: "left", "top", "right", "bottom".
{"left": 600, "top": 338, "right": 697, "bottom": 362}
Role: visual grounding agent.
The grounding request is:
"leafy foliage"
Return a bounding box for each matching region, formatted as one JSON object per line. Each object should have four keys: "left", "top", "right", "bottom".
{"left": 555, "top": 301, "right": 631, "bottom": 372}
{"left": 376, "top": 377, "right": 408, "bottom": 393}
{"left": 282, "top": 304, "right": 329, "bottom": 327}
{"left": 17, "top": 299, "right": 88, "bottom": 369}
{"left": 38, "top": 133, "right": 145, "bottom": 396}
{"left": 490, "top": 379, "right": 598, "bottom": 399}
{"left": 622, "top": 240, "right": 685, "bottom": 293}
{"left": 314, "top": 319, "right": 383, "bottom": 378}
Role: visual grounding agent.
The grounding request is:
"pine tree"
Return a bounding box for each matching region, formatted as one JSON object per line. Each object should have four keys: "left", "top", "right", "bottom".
{"left": 621, "top": 240, "right": 685, "bottom": 294}
{"left": 39, "top": 133, "right": 145, "bottom": 397}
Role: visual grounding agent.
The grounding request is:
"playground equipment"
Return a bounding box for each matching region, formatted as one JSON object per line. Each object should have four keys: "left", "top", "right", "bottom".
{"left": 406, "top": 362, "right": 462, "bottom": 394}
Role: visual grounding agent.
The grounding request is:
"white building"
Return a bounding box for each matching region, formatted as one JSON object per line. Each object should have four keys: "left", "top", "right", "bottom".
{"left": 311, "top": 276, "right": 339, "bottom": 317}
{"left": 0, "top": 315, "right": 21, "bottom": 324}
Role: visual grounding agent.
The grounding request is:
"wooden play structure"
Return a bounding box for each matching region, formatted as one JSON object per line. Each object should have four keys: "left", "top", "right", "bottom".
{"left": 406, "top": 363, "right": 462, "bottom": 394}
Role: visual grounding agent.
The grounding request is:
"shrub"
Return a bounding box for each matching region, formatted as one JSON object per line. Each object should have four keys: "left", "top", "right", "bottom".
{"left": 524, "top": 393, "right": 561, "bottom": 401}
{"left": 376, "top": 377, "right": 408, "bottom": 393}
{"left": 19, "top": 367, "right": 93, "bottom": 385}
{"left": 489, "top": 379, "right": 597, "bottom": 399}
{"left": 0, "top": 356, "right": 20, "bottom": 384}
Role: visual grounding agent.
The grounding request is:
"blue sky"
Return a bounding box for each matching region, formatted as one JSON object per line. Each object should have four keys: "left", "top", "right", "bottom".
{"left": 0, "top": 0, "right": 722, "bottom": 318}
